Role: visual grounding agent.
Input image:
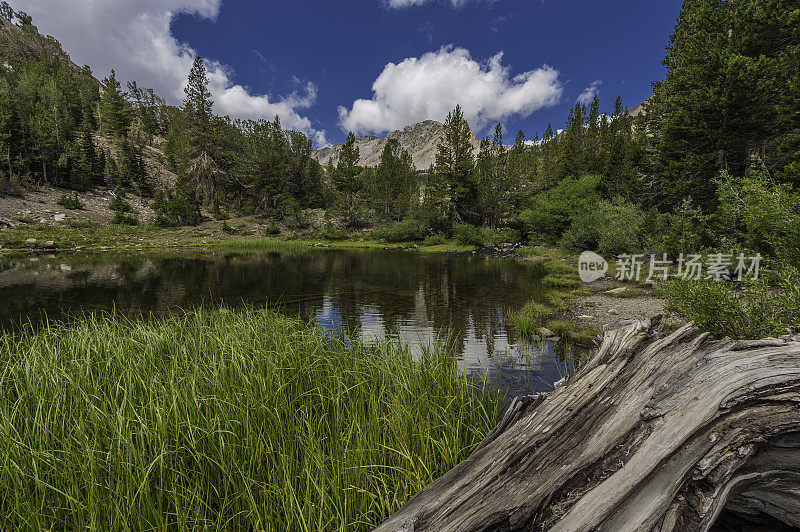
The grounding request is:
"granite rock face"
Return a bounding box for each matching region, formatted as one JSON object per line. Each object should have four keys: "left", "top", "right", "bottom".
{"left": 312, "top": 120, "right": 482, "bottom": 171}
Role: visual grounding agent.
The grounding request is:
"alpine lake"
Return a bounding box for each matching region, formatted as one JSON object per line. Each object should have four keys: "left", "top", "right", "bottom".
{"left": 0, "top": 248, "right": 588, "bottom": 396}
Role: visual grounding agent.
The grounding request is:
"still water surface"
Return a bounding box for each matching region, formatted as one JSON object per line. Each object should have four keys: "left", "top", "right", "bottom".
{"left": 0, "top": 249, "right": 582, "bottom": 394}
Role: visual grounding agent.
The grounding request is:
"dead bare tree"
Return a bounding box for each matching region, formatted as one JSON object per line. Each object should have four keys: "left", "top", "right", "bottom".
{"left": 377, "top": 317, "right": 800, "bottom": 531}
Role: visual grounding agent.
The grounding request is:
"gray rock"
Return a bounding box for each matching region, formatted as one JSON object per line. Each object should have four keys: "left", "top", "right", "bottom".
{"left": 608, "top": 308, "right": 620, "bottom": 316}
{"left": 577, "top": 315, "right": 594, "bottom": 321}
{"left": 24, "top": 238, "right": 37, "bottom": 246}
{"left": 53, "top": 213, "right": 66, "bottom": 222}
{"left": 606, "top": 287, "right": 629, "bottom": 295}
{"left": 537, "top": 327, "right": 554, "bottom": 337}
{"left": 43, "top": 241, "right": 55, "bottom": 248}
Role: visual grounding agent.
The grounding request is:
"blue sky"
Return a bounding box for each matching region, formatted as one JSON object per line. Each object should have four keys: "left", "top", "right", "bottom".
{"left": 24, "top": 0, "right": 682, "bottom": 146}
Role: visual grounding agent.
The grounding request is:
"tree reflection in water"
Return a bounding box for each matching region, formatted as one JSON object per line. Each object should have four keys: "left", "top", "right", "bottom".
{"left": 0, "top": 249, "right": 589, "bottom": 394}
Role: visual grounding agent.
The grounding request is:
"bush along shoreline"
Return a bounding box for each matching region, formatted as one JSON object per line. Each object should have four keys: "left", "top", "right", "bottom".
{"left": 0, "top": 308, "right": 501, "bottom": 530}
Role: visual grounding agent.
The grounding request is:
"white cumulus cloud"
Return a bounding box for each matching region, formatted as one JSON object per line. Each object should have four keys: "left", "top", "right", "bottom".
{"left": 338, "top": 46, "right": 562, "bottom": 135}
{"left": 577, "top": 79, "right": 602, "bottom": 105}
{"left": 20, "top": 0, "right": 328, "bottom": 146}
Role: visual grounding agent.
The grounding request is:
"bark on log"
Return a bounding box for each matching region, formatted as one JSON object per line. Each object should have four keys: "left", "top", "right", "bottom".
{"left": 376, "top": 317, "right": 800, "bottom": 531}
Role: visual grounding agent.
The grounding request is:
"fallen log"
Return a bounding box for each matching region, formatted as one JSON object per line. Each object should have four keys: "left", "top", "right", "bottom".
{"left": 376, "top": 317, "right": 800, "bottom": 531}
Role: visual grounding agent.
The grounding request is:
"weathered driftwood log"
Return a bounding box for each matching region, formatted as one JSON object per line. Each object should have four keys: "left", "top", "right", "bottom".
{"left": 377, "top": 317, "right": 800, "bottom": 531}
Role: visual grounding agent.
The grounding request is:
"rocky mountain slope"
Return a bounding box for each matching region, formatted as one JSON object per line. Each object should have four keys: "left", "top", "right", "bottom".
{"left": 312, "top": 120, "right": 482, "bottom": 172}
{"left": 0, "top": 14, "right": 176, "bottom": 192}
{"left": 0, "top": 16, "right": 94, "bottom": 78}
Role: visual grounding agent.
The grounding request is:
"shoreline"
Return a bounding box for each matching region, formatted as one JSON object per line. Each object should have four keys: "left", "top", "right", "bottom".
{"left": 0, "top": 214, "right": 678, "bottom": 338}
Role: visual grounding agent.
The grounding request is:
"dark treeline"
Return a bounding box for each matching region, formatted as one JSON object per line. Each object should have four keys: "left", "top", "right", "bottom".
{"left": 1, "top": 0, "right": 798, "bottom": 261}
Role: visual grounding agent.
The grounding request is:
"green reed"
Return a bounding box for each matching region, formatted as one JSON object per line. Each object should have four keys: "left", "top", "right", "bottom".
{"left": 0, "top": 308, "right": 500, "bottom": 530}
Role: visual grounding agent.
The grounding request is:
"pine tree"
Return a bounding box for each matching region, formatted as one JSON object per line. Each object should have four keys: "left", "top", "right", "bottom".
{"left": 100, "top": 70, "right": 130, "bottom": 137}
{"left": 432, "top": 105, "right": 475, "bottom": 223}
{"left": 0, "top": 2, "right": 14, "bottom": 21}
{"left": 287, "top": 130, "right": 323, "bottom": 208}
{"left": 95, "top": 147, "right": 106, "bottom": 187}
{"left": 559, "top": 102, "right": 587, "bottom": 178}
{"left": 649, "top": 0, "right": 800, "bottom": 207}
{"left": 473, "top": 123, "right": 513, "bottom": 228}
{"left": 120, "top": 137, "right": 150, "bottom": 196}
{"left": 103, "top": 153, "right": 121, "bottom": 187}
{"left": 334, "top": 131, "right": 362, "bottom": 216}
{"left": 184, "top": 56, "right": 220, "bottom": 215}
{"left": 72, "top": 122, "right": 97, "bottom": 190}
{"left": 372, "top": 138, "right": 416, "bottom": 219}
{"left": 506, "top": 130, "right": 531, "bottom": 211}
{"left": 15, "top": 11, "right": 31, "bottom": 26}
{"left": 584, "top": 95, "right": 601, "bottom": 172}
{"left": 540, "top": 123, "right": 558, "bottom": 188}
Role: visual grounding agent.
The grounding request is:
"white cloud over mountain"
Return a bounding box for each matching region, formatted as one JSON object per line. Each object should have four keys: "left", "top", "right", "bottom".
{"left": 21, "top": 0, "right": 328, "bottom": 146}
{"left": 338, "top": 46, "right": 562, "bottom": 135}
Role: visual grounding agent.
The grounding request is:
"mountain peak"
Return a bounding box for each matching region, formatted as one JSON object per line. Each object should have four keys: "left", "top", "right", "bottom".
{"left": 312, "top": 121, "right": 480, "bottom": 171}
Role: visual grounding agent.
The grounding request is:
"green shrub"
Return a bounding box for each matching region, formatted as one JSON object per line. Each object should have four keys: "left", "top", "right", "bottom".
{"left": 663, "top": 265, "right": 800, "bottom": 339}
{"left": 543, "top": 260, "right": 577, "bottom": 276}
{"left": 321, "top": 222, "right": 349, "bottom": 241}
{"left": 285, "top": 211, "right": 311, "bottom": 230}
{"left": 263, "top": 222, "right": 281, "bottom": 236}
{"left": 484, "top": 228, "right": 522, "bottom": 246}
{"left": 107, "top": 188, "right": 138, "bottom": 225}
{"left": 152, "top": 190, "right": 202, "bottom": 227}
{"left": 571, "top": 325, "right": 602, "bottom": 345}
{"left": 564, "top": 288, "right": 592, "bottom": 298}
{"left": 560, "top": 196, "right": 645, "bottom": 254}
{"left": 57, "top": 193, "right": 84, "bottom": 210}
{"left": 111, "top": 211, "right": 138, "bottom": 225}
{"left": 520, "top": 174, "right": 601, "bottom": 242}
{"left": 544, "top": 290, "right": 570, "bottom": 311}
{"left": 422, "top": 234, "right": 448, "bottom": 246}
{"left": 453, "top": 224, "right": 485, "bottom": 246}
{"left": 109, "top": 188, "right": 134, "bottom": 213}
{"left": 0, "top": 171, "right": 23, "bottom": 197}
{"left": 372, "top": 219, "right": 427, "bottom": 243}
{"left": 647, "top": 199, "right": 706, "bottom": 256}
{"left": 65, "top": 219, "right": 95, "bottom": 229}
{"left": 713, "top": 163, "right": 800, "bottom": 260}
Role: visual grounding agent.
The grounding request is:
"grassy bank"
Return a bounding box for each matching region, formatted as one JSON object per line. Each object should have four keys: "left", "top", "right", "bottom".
{"left": 508, "top": 258, "right": 600, "bottom": 346}
{"left": 0, "top": 219, "right": 478, "bottom": 255}
{"left": 0, "top": 308, "right": 500, "bottom": 530}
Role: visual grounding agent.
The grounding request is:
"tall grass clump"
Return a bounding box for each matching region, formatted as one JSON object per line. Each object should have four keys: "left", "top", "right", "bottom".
{"left": 540, "top": 260, "right": 581, "bottom": 288}
{"left": 510, "top": 301, "right": 554, "bottom": 338}
{"left": 0, "top": 308, "right": 500, "bottom": 530}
